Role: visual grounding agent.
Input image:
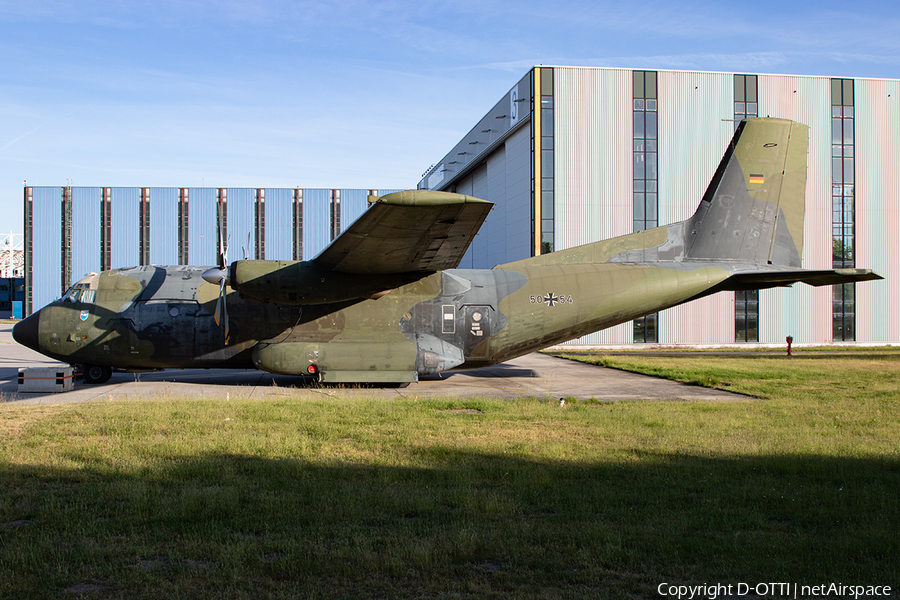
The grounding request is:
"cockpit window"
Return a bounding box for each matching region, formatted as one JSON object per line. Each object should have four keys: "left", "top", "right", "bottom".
{"left": 61, "top": 288, "right": 96, "bottom": 304}
{"left": 60, "top": 273, "right": 99, "bottom": 303}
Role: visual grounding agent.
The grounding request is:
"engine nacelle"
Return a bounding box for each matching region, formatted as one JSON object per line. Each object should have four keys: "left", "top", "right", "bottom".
{"left": 251, "top": 339, "right": 419, "bottom": 383}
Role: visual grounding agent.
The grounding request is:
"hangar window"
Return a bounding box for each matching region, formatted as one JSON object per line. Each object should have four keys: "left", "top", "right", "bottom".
{"left": 633, "top": 70, "right": 659, "bottom": 344}
{"left": 734, "top": 74, "right": 759, "bottom": 343}
{"left": 632, "top": 70, "right": 658, "bottom": 233}
{"left": 293, "top": 189, "right": 304, "bottom": 261}
{"left": 734, "top": 289, "right": 759, "bottom": 343}
{"left": 331, "top": 189, "right": 341, "bottom": 240}
{"left": 832, "top": 78, "right": 855, "bottom": 341}
{"left": 733, "top": 74, "right": 758, "bottom": 129}
{"left": 537, "top": 67, "right": 555, "bottom": 255}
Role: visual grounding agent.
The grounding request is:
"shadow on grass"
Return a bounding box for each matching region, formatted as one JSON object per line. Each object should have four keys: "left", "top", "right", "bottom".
{"left": 1, "top": 451, "right": 898, "bottom": 599}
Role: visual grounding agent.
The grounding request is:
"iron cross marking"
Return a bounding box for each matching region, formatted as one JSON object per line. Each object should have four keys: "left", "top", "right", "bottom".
{"left": 543, "top": 293, "right": 559, "bottom": 307}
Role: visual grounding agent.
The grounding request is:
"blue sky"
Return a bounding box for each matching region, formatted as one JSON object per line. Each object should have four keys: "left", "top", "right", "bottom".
{"left": 1, "top": 0, "right": 898, "bottom": 235}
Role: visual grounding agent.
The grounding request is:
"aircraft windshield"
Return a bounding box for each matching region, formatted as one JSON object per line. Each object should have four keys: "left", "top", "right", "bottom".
{"left": 61, "top": 288, "right": 96, "bottom": 304}
{"left": 60, "top": 273, "right": 99, "bottom": 303}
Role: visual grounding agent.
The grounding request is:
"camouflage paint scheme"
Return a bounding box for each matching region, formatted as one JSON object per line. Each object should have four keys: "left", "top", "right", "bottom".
{"left": 14, "top": 119, "right": 881, "bottom": 384}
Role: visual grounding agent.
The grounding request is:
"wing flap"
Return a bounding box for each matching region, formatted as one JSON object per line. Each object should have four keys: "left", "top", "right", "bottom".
{"left": 313, "top": 190, "right": 492, "bottom": 274}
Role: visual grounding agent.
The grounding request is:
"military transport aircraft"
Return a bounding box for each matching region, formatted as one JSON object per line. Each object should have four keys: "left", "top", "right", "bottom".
{"left": 13, "top": 118, "right": 882, "bottom": 385}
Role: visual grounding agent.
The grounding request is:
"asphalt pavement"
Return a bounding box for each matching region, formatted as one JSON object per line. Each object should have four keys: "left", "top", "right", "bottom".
{"left": 0, "top": 324, "right": 746, "bottom": 405}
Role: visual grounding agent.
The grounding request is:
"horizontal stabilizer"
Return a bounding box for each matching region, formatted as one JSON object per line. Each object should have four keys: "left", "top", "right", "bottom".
{"left": 723, "top": 268, "right": 883, "bottom": 291}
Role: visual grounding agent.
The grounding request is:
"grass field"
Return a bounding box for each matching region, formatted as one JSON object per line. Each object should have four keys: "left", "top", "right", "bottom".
{"left": 1, "top": 351, "right": 898, "bottom": 599}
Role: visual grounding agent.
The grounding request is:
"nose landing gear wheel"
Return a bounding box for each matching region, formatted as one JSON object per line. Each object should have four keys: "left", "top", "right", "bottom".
{"left": 83, "top": 364, "right": 112, "bottom": 384}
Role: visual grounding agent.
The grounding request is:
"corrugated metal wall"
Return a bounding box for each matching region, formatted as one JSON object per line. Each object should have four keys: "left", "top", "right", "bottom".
{"left": 548, "top": 68, "right": 895, "bottom": 345}
{"left": 484, "top": 147, "right": 508, "bottom": 264}
{"left": 110, "top": 187, "right": 140, "bottom": 269}
{"left": 470, "top": 165, "right": 490, "bottom": 268}
{"left": 340, "top": 189, "right": 368, "bottom": 232}
{"left": 31, "top": 188, "right": 62, "bottom": 310}
{"left": 855, "top": 78, "right": 900, "bottom": 343}
{"left": 503, "top": 126, "right": 533, "bottom": 263}
{"left": 657, "top": 71, "right": 731, "bottom": 223}
{"left": 455, "top": 124, "right": 533, "bottom": 270}
{"left": 657, "top": 71, "right": 732, "bottom": 344}
{"left": 71, "top": 187, "right": 101, "bottom": 282}
{"left": 419, "top": 67, "right": 898, "bottom": 346}
{"left": 757, "top": 75, "right": 833, "bottom": 344}
{"left": 26, "top": 186, "right": 392, "bottom": 313}
{"left": 554, "top": 67, "right": 635, "bottom": 344}
{"left": 149, "top": 187, "right": 179, "bottom": 265}
{"left": 188, "top": 188, "right": 217, "bottom": 266}
{"left": 555, "top": 67, "right": 633, "bottom": 246}
{"left": 226, "top": 188, "right": 256, "bottom": 260}
{"left": 302, "top": 189, "right": 331, "bottom": 260}
{"left": 454, "top": 177, "right": 477, "bottom": 268}
{"left": 454, "top": 165, "right": 488, "bottom": 268}
{"left": 265, "top": 188, "right": 294, "bottom": 261}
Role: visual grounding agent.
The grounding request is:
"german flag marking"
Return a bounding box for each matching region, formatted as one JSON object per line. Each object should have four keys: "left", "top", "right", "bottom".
{"left": 749, "top": 174, "right": 765, "bottom": 184}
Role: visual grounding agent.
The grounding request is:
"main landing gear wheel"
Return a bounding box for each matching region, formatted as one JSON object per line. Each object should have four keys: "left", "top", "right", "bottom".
{"left": 82, "top": 364, "right": 112, "bottom": 384}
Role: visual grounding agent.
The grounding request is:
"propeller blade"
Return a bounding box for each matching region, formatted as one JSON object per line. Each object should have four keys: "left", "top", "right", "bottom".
{"left": 214, "top": 278, "right": 230, "bottom": 346}
{"left": 212, "top": 202, "right": 231, "bottom": 345}
{"left": 213, "top": 278, "right": 224, "bottom": 326}
{"left": 223, "top": 285, "right": 230, "bottom": 345}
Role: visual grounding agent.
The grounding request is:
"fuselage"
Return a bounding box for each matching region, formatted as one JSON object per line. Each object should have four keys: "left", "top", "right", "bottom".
{"left": 13, "top": 260, "right": 732, "bottom": 383}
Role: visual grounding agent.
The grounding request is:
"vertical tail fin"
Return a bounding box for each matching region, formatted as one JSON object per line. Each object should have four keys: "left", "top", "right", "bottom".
{"left": 684, "top": 118, "right": 808, "bottom": 267}
{"left": 498, "top": 118, "right": 822, "bottom": 271}
{"left": 498, "top": 117, "right": 879, "bottom": 288}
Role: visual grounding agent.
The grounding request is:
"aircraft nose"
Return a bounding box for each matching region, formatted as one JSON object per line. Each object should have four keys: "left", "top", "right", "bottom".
{"left": 12, "top": 310, "right": 41, "bottom": 352}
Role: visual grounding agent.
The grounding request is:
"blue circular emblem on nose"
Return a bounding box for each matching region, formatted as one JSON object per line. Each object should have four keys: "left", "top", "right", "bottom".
{"left": 80, "top": 310, "right": 89, "bottom": 321}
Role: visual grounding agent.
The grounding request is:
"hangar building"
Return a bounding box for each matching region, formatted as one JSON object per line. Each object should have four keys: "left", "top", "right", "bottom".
{"left": 417, "top": 66, "right": 899, "bottom": 345}
{"left": 23, "top": 187, "right": 397, "bottom": 315}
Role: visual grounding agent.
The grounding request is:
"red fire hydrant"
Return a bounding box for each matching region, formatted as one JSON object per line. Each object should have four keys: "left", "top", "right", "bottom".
{"left": 786, "top": 335, "right": 793, "bottom": 356}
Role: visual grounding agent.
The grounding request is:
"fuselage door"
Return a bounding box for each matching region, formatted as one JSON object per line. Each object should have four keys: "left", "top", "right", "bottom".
{"left": 464, "top": 305, "right": 492, "bottom": 360}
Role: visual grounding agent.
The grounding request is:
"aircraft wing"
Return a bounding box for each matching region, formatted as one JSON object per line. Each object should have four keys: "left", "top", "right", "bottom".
{"left": 312, "top": 190, "right": 493, "bottom": 274}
